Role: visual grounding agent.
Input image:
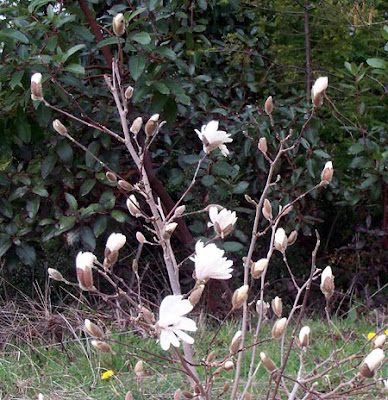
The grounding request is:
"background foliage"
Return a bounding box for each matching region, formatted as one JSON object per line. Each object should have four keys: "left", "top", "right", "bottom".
{"left": 0, "top": 0, "right": 386, "bottom": 306}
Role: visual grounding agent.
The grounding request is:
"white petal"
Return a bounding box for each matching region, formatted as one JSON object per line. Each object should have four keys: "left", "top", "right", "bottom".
{"left": 174, "top": 329, "right": 195, "bottom": 345}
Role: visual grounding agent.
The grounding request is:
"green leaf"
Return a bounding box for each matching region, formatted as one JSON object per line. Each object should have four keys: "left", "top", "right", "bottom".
{"left": 233, "top": 181, "right": 249, "bottom": 194}
{"left": 212, "top": 161, "right": 233, "bottom": 177}
{"left": 93, "top": 215, "right": 108, "bottom": 237}
{"left": 65, "top": 192, "right": 78, "bottom": 211}
{"left": 63, "top": 44, "right": 86, "bottom": 62}
{"left": 17, "top": 122, "right": 31, "bottom": 144}
{"left": 366, "top": 58, "right": 387, "bottom": 69}
{"left": 0, "top": 199, "right": 13, "bottom": 219}
{"left": 125, "top": 7, "right": 147, "bottom": 22}
{"left": 201, "top": 175, "right": 216, "bottom": 187}
{"left": 80, "top": 226, "right": 96, "bottom": 250}
{"left": 348, "top": 143, "right": 365, "bottom": 154}
{"left": 168, "top": 169, "right": 184, "bottom": 186}
{"left": 80, "top": 179, "right": 96, "bottom": 196}
{"left": 153, "top": 82, "right": 170, "bottom": 95}
{"left": 41, "top": 154, "right": 58, "bottom": 179}
{"left": 56, "top": 140, "right": 73, "bottom": 164}
{"left": 99, "top": 190, "right": 116, "bottom": 210}
{"left": 63, "top": 64, "right": 85, "bottom": 75}
{"left": 58, "top": 215, "right": 76, "bottom": 231}
{"left": 85, "top": 141, "right": 100, "bottom": 168}
{"left": 111, "top": 210, "right": 128, "bottom": 222}
{"left": 28, "top": 0, "right": 52, "bottom": 12}
{"left": 313, "top": 150, "right": 331, "bottom": 159}
{"left": 129, "top": 55, "right": 146, "bottom": 81}
{"left": 360, "top": 175, "right": 379, "bottom": 189}
{"left": 155, "top": 47, "right": 177, "bottom": 61}
{"left": 96, "top": 37, "right": 124, "bottom": 49}
{"left": 10, "top": 70, "right": 24, "bottom": 90}
{"left": 32, "top": 186, "right": 49, "bottom": 197}
{"left": 223, "top": 241, "right": 244, "bottom": 252}
{"left": 80, "top": 203, "right": 102, "bottom": 219}
{"left": 0, "top": 29, "right": 29, "bottom": 44}
{"left": 15, "top": 243, "right": 36, "bottom": 266}
{"left": 131, "top": 32, "right": 151, "bottom": 45}
{"left": 0, "top": 237, "right": 12, "bottom": 258}
{"left": 26, "top": 197, "right": 40, "bottom": 219}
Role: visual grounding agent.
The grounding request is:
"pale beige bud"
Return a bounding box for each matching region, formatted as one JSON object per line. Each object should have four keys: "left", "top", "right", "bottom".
{"left": 53, "top": 119, "right": 68, "bottom": 136}
{"left": 173, "top": 389, "right": 181, "bottom": 400}
{"left": 271, "top": 296, "right": 282, "bottom": 318}
{"left": 112, "top": 13, "right": 125, "bottom": 37}
{"left": 274, "top": 228, "right": 288, "bottom": 252}
{"left": 189, "top": 284, "right": 205, "bottom": 307}
{"left": 262, "top": 199, "right": 272, "bottom": 221}
{"left": 181, "top": 391, "right": 194, "bottom": 399}
{"left": 311, "top": 77, "right": 328, "bottom": 108}
{"left": 359, "top": 348, "right": 384, "bottom": 378}
{"left": 256, "top": 299, "right": 270, "bottom": 316}
{"left": 136, "top": 231, "right": 146, "bottom": 244}
{"left": 118, "top": 180, "right": 134, "bottom": 191}
{"left": 125, "top": 86, "right": 134, "bottom": 100}
{"left": 174, "top": 205, "right": 186, "bottom": 218}
{"left": 258, "top": 137, "right": 267, "bottom": 154}
{"left": 221, "top": 382, "right": 230, "bottom": 394}
{"left": 145, "top": 114, "right": 159, "bottom": 137}
{"left": 105, "top": 171, "right": 117, "bottom": 183}
{"left": 91, "top": 340, "right": 112, "bottom": 353}
{"left": 48, "top": 268, "right": 64, "bottom": 282}
{"left": 299, "top": 326, "right": 311, "bottom": 348}
{"left": 232, "top": 284, "right": 249, "bottom": 309}
{"left": 224, "top": 360, "right": 234, "bottom": 370}
{"left": 132, "top": 259, "right": 139, "bottom": 274}
{"left": 264, "top": 96, "right": 273, "bottom": 115}
{"left": 320, "top": 266, "right": 335, "bottom": 299}
{"left": 206, "top": 350, "right": 216, "bottom": 363}
{"left": 287, "top": 230, "right": 298, "bottom": 246}
{"left": 130, "top": 117, "right": 143, "bottom": 135}
{"left": 125, "top": 391, "right": 133, "bottom": 400}
{"left": 272, "top": 317, "right": 287, "bottom": 339}
{"left": 163, "top": 222, "right": 178, "bottom": 239}
{"left": 244, "top": 195, "right": 257, "bottom": 206}
{"left": 251, "top": 258, "right": 268, "bottom": 279}
{"left": 134, "top": 360, "right": 144, "bottom": 376}
{"left": 31, "top": 73, "right": 43, "bottom": 101}
{"left": 260, "top": 352, "right": 277, "bottom": 372}
{"left": 372, "top": 334, "right": 386, "bottom": 349}
{"left": 230, "top": 330, "right": 242, "bottom": 354}
{"left": 127, "top": 195, "right": 141, "bottom": 218}
{"left": 84, "top": 319, "right": 105, "bottom": 339}
{"left": 320, "top": 161, "right": 334, "bottom": 186}
{"left": 140, "top": 306, "right": 155, "bottom": 323}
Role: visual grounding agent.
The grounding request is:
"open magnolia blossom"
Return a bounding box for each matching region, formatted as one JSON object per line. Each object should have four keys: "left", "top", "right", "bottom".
{"left": 106, "top": 233, "right": 126, "bottom": 252}
{"left": 156, "top": 295, "right": 197, "bottom": 351}
{"left": 191, "top": 241, "right": 233, "bottom": 281}
{"left": 208, "top": 206, "right": 237, "bottom": 238}
{"left": 195, "top": 120, "right": 232, "bottom": 156}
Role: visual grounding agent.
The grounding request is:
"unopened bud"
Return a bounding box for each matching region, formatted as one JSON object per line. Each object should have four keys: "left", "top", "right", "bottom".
{"left": 224, "top": 360, "right": 234, "bottom": 370}
{"left": 130, "top": 117, "right": 143, "bottom": 135}
{"left": 48, "top": 268, "right": 64, "bottom": 282}
{"left": 262, "top": 199, "right": 272, "bottom": 221}
{"left": 271, "top": 296, "right": 282, "bottom": 318}
{"left": 287, "top": 230, "right": 298, "bottom": 246}
{"left": 264, "top": 96, "right": 273, "bottom": 115}
{"left": 118, "top": 180, "right": 134, "bottom": 191}
{"left": 274, "top": 228, "right": 288, "bottom": 252}
{"left": 372, "top": 334, "right": 386, "bottom": 349}
{"left": 232, "top": 285, "right": 249, "bottom": 310}
{"left": 91, "top": 340, "right": 112, "bottom": 353}
{"left": 134, "top": 360, "right": 144, "bottom": 376}
{"left": 53, "top": 119, "right": 68, "bottom": 136}
{"left": 112, "top": 13, "right": 125, "bottom": 37}
{"left": 320, "top": 266, "right": 335, "bottom": 299}
{"left": 136, "top": 231, "right": 146, "bottom": 244}
{"left": 230, "top": 330, "right": 242, "bottom": 354}
{"left": 31, "top": 73, "right": 43, "bottom": 101}
{"left": 145, "top": 114, "right": 159, "bottom": 137}
{"left": 105, "top": 171, "right": 117, "bottom": 183}
{"left": 189, "top": 284, "right": 205, "bottom": 307}
{"left": 320, "top": 161, "right": 334, "bottom": 186}
{"left": 140, "top": 306, "right": 155, "bottom": 323}
{"left": 359, "top": 348, "right": 384, "bottom": 378}
{"left": 258, "top": 137, "right": 267, "bottom": 154}
{"left": 206, "top": 350, "right": 216, "bottom": 363}
{"left": 127, "top": 195, "right": 141, "bottom": 218}
{"left": 181, "top": 391, "right": 194, "bottom": 399}
{"left": 244, "top": 194, "right": 257, "bottom": 206}
{"left": 272, "top": 317, "right": 287, "bottom": 339}
{"left": 84, "top": 319, "right": 105, "bottom": 339}
{"left": 38, "top": 394, "right": 45, "bottom": 400}
{"left": 173, "top": 389, "right": 181, "bottom": 400}
{"left": 311, "top": 77, "right": 328, "bottom": 108}
{"left": 174, "top": 205, "right": 186, "bottom": 218}
{"left": 163, "top": 222, "right": 178, "bottom": 239}
{"left": 132, "top": 259, "right": 139, "bottom": 273}
{"left": 260, "top": 352, "right": 277, "bottom": 372}
{"left": 251, "top": 258, "right": 268, "bottom": 279}
{"left": 125, "top": 86, "right": 134, "bottom": 100}
{"left": 244, "top": 393, "right": 252, "bottom": 400}
{"left": 125, "top": 391, "right": 133, "bottom": 400}
{"left": 256, "top": 300, "right": 270, "bottom": 317}
{"left": 221, "top": 382, "right": 230, "bottom": 395}
{"left": 299, "top": 326, "right": 311, "bottom": 348}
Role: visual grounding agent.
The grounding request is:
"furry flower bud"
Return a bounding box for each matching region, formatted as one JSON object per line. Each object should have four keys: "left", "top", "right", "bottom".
{"left": 136, "top": 231, "right": 146, "bottom": 244}
{"left": 53, "top": 119, "right": 68, "bottom": 136}
{"left": 91, "top": 340, "right": 112, "bottom": 353}
{"left": 130, "top": 117, "right": 143, "bottom": 135}
{"left": 251, "top": 258, "right": 268, "bottom": 279}
{"left": 163, "top": 222, "right": 178, "bottom": 239}
{"left": 311, "top": 77, "right": 328, "bottom": 108}
{"left": 125, "top": 86, "right": 134, "bottom": 100}
{"left": 359, "top": 348, "right": 384, "bottom": 378}
{"left": 118, "top": 180, "right": 134, "bottom": 191}
{"left": 299, "top": 326, "right": 311, "bottom": 348}
{"left": 260, "top": 352, "right": 277, "bottom": 372}
{"left": 287, "top": 230, "right": 298, "bottom": 246}
{"left": 272, "top": 317, "right": 287, "bottom": 339}
{"left": 134, "top": 360, "right": 144, "bottom": 376}
{"left": 224, "top": 360, "right": 234, "bottom": 370}
{"left": 105, "top": 171, "right": 117, "bottom": 183}
{"left": 372, "top": 334, "right": 386, "bottom": 349}
{"left": 127, "top": 195, "right": 141, "bottom": 218}
{"left": 262, "top": 199, "right": 272, "bottom": 221}
{"left": 48, "top": 268, "right": 64, "bottom": 282}
{"left": 256, "top": 300, "right": 270, "bottom": 317}
{"left": 274, "top": 228, "right": 288, "bottom": 252}
{"left": 189, "top": 284, "right": 205, "bottom": 307}
{"left": 31, "top": 73, "right": 43, "bottom": 101}
{"left": 145, "top": 114, "right": 159, "bottom": 137}
{"left": 258, "top": 137, "right": 267, "bottom": 154}
{"left": 320, "top": 161, "right": 334, "bottom": 186}
{"left": 112, "top": 13, "right": 125, "bottom": 37}
{"left": 264, "top": 96, "right": 273, "bottom": 115}
{"left": 232, "top": 285, "right": 249, "bottom": 309}
{"left": 84, "top": 319, "right": 105, "bottom": 339}
{"left": 271, "top": 296, "right": 282, "bottom": 318}
{"left": 230, "top": 330, "right": 242, "bottom": 354}
{"left": 320, "top": 266, "right": 335, "bottom": 299}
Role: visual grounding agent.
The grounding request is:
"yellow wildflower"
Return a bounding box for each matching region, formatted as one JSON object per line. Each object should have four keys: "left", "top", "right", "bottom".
{"left": 101, "top": 369, "right": 114, "bottom": 380}
{"left": 367, "top": 332, "right": 376, "bottom": 340}
{"left": 385, "top": 328, "right": 388, "bottom": 336}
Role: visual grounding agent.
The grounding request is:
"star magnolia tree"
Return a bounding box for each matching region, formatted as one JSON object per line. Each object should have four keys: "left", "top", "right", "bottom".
{"left": 39, "top": 46, "right": 385, "bottom": 400}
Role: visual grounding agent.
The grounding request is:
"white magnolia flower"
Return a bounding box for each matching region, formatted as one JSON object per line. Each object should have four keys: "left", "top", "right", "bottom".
{"left": 208, "top": 206, "right": 237, "bottom": 238}
{"left": 156, "top": 295, "right": 197, "bottom": 351}
{"left": 274, "top": 228, "right": 288, "bottom": 252}
{"left": 190, "top": 241, "right": 233, "bottom": 281}
{"left": 195, "top": 120, "right": 233, "bottom": 156}
{"left": 311, "top": 76, "right": 328, "bottom": 107}
{"left": 106, "top": 233, "right": 126, "bottom": 252}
